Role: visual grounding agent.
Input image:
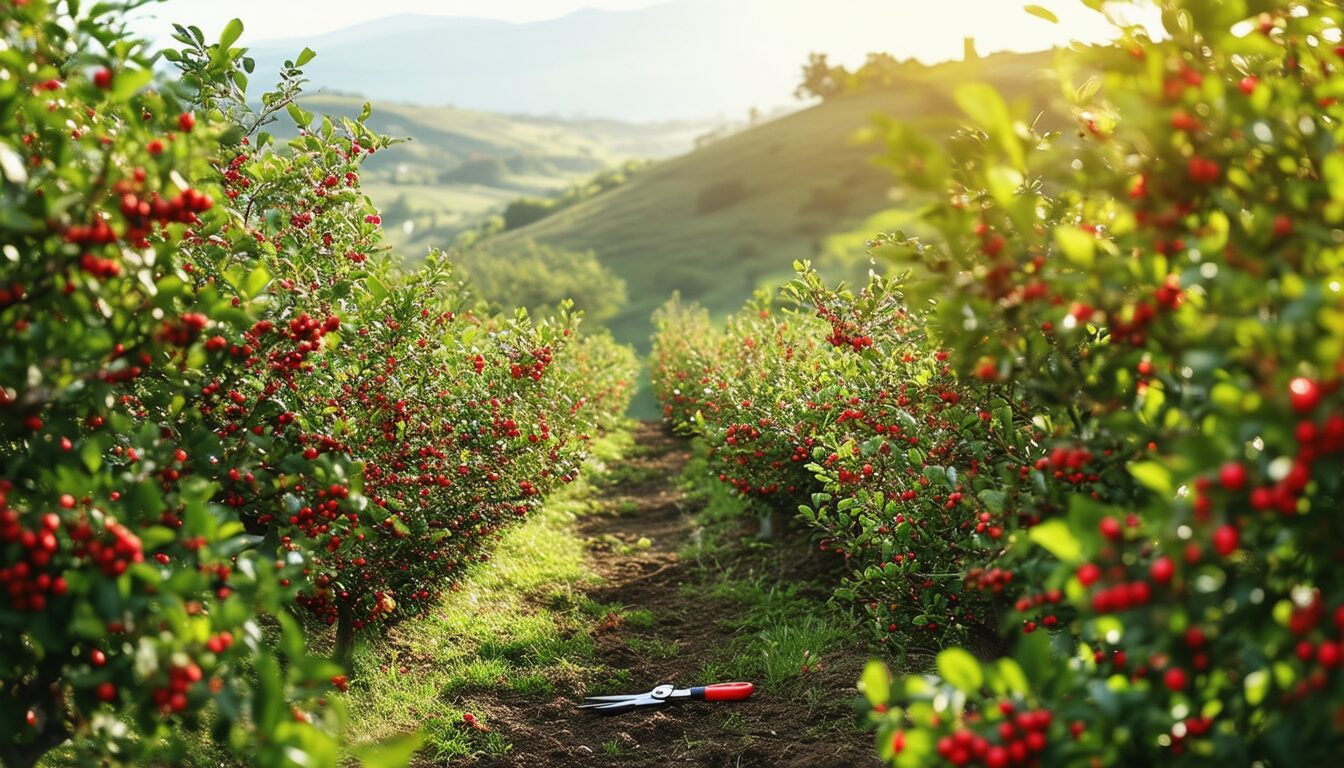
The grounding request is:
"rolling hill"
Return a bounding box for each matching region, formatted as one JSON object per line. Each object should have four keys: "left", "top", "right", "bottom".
{"left": 473, "top": 50, "right": 1055, "bottom": 349}
{"left": 287, "top": 95, "right": 710, "bottom": 246}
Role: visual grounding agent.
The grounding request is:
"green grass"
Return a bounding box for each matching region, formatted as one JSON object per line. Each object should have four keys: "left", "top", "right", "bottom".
{"left": 599, "top": 461, "right": 662, "bottom": 488}
{"left": 679, "top": 444, "right": 768, "bottom": 560}
{"left": 341, "top": 428, "right": 632, "bottom": 760}
{"left": 623, "top": 609, "right": 656, "bottom": 628}
{"left": 682, "top": 571, "right": 853, "bottom": 690}
{"left": 601, "top": 739, "right": 629, "bottom": 757}
{"left": 702, "top": 614, "right": 851, "bottom": 690}
{"left": 625, "top": 636, "right": 681, "bottom": 660}
{"left": 677, "top": 447, "right": 860, "bottom": 692}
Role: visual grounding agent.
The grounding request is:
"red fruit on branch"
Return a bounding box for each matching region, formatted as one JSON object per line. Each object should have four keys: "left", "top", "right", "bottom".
{"left": 1219, "top": 462, "right": 1247, "bottom": 491}
{"left": 1187, "top": 156, "right": 1220, "bottom": 184}
{"left": 1078, "top": 562, "right": 1101, "bottom": 587}
{"left": 1099, "top": 516, "right": 1122, "bottom": 541}
{"left": 1288, "top": 377, "right": 1320, "bottom": 413}
{"left": 1150, "top": 556, "right": 1174, "bottom": 584}
{"left": 1212, "top": 524, "right": 1239, "bottom": 557}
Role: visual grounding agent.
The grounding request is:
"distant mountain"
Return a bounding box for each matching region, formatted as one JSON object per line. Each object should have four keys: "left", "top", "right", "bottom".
{"left": 246, "top": 0, "right": 1018, "bottom": 122}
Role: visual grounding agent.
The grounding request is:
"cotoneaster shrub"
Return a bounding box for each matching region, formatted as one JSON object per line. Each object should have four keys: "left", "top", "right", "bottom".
{"left": 653, "top": 2, "right": 1344, "bottom": 764}
{"left": 853, "top": 0, "right": 1344, "bottom": 765}
{"left": 0, "top": 5, "right": 347, "bottom": 765}
{"left": 1, "top": 3, "right": 637, "bottom": 765}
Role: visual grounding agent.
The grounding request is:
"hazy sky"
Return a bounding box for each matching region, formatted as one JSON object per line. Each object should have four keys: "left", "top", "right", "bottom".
{"left": 128, "top": 0, "right": 668, "bottom": 43}
{"left": 127, "top": 0, "right": 1157, "bottom": 65}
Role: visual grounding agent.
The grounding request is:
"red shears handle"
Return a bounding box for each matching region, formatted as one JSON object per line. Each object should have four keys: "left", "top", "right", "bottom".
{"left": 690, "top": 682, "right": 754, "bottom": 702}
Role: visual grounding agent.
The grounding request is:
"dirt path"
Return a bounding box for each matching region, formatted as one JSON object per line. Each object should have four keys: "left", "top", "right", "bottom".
{"left": 472, "top": 422, "right": 881, "bottom": 767}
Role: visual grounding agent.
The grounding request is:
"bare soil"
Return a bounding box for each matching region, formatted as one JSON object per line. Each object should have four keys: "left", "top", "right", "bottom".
{"left": 468, "top": 422, "right": 882, "bottom": 768}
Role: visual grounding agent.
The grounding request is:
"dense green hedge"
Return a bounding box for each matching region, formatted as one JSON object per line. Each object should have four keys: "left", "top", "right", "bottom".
{"left": 653, "top": 1, "right": 1344, "bottom": 765}
{"left": 0, "top": 4, "right": 636, "bottom": 765}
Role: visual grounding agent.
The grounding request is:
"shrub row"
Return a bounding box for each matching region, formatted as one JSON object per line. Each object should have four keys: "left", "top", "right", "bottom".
{"left": 0, "top": 4, "right": 636, "bottom": 766}
{"left": 652, "top": 0, "right": 1344, "bottom": 764}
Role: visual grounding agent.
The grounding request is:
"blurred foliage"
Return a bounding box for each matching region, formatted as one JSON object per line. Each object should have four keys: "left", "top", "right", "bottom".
{"left": 457, "top": 238, "right": 629, "bottom": 324}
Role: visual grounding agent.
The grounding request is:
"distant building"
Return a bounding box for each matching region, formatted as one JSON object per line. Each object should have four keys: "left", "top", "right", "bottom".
{"left": 964, "top": 37, "right": 979, "bottom": 62}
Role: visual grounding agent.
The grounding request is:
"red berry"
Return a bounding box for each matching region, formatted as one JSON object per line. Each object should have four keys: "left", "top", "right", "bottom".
{"left": 1164, "top": 667, "right": 1188, "bottom": 691}
{"left": 1150, "top": 556, "right": 1174, "bottom": 584}
{"left": 1288, "top": 377, "right": 1320, "bottom": 413}
{"left": 93, "top": 68, "right": 112, "bottom": 89}
{"left": 1099, "top": 516, "right": 1122, "bottom": 541}
{"left": 1320, "top": 643, "right": 1342, "bottom": 669}
{"left": 1238, "top": 75, "right": 1259, "bottom": 94}
{"left": 1212, "top": 524, "right": 1239, "bottom": 557}
{"left": 96, "top": 682, "right": 117, "bottom": 702}
{"left": 1187, "top": 156, "right": 1220, "bottom": 184}
{"left": 1184, "top": 627, "right": 1206, "bottom": 648}
{"left": 1077, "top": 562, "right": 1101, "bottom": 587}
{"left": 1218, "top": 462, "right": 1246, "bottom": 491}
{"left": 177, "top": 112, "right": 195, "bottom": 132}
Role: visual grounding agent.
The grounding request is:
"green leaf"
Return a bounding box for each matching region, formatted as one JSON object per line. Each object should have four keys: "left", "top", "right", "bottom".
{"left": 253, "top": 654, "right": 283, "bottom": 730}
{"left": 1028, "top": 519, "right": 1083, "bottom": 564}
{"left": 287, "top": 102, "right": 312, "bottom": 128}
{"left": 79, "top": 438, "right": 103, "bottom": 472}
{"left": 955, "top": 82, "right": 1012, "bottom": 136}
{"left": 1244, "top": 669, "right": 1269, "bottom": 706}
{"left": 1325, "top": 153, "right": 1344, "bottom": 204}
{"left": 219, "top": 18, "right": 244, "bottom": 50}
{"left": 993, "top": 658, "right": 1030, "bottom": 695}
{"left": 110, "top": 67, "right": 153, "bottom": 100}
{"left": 860, "top": 660, "right": 892, "bottom": 707}
{"left": 295, "top": 46, "right": 317, "bottom": 67}
{"left": 354, "top": 732, "right": 425, "bottom": 768}
{"left": 1129, "top": 460, "right": 1174, "bottom": 497}
{"left": 1074, "top": 75, "right": 1102, "bottom": 104}
{"left": 936, "top": 647, "right": 983, "bottom": 692}
{"left": 985, "top": 165, "right": 1024, "bottom": 207}
{"left": 978, "top": 489, "right": 1006, "bottom": 513}
{"left": 1024, "top": 4, "right": 1059, "bottom": 22}
{"left": 954, "top": 83, "right": 1024, "bottom": 169}
{"left": 1054, "top": 226, "right": 1096, "bottom": 268}
{"left": 243, "top": 265, "right": 270, "bottom": 298}
{"left": 1014, "top": 627, "right": 1053, "bottom": 682}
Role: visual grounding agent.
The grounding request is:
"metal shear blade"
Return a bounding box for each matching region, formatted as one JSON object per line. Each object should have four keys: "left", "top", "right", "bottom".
{"left": 579, "top": 683, "right": 674, "bottom": 713}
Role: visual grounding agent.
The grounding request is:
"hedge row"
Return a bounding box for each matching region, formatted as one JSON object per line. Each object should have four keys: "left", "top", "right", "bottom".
{"left": 0, "top": 4, "right": 636, "bottom": 765}
{"left": 652, "top": 0, "right": 1344, "bottom": 764}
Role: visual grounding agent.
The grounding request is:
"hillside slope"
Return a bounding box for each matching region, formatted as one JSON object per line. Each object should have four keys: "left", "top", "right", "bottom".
{"left": 480, "top": 51, "right": 1055, "bottom": 350}
{"left": 289, "top": 95, "right": 706, "bottom": 245}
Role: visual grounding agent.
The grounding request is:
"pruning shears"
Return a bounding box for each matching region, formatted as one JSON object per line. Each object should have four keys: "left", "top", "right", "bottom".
{"left": 579, "top": 682, "right": 755, "bottom": 714}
